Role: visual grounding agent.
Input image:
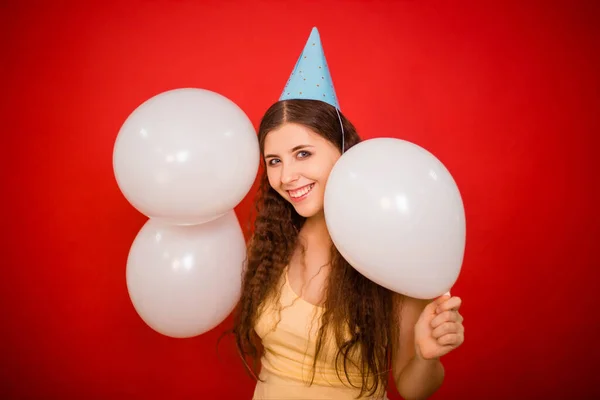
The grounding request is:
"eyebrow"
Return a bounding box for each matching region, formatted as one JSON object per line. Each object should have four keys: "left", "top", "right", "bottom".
{"left": 264, "top": 144, "right": 315, "bottom": 159}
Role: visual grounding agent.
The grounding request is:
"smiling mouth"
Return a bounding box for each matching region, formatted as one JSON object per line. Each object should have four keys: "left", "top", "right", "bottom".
{"left": 288, "top": 183, "right": 315, "bottom": 202}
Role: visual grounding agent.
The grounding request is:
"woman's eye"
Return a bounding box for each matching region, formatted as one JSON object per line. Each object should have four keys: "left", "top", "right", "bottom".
{"left": 268, "top": 158, "right": 280, "bottom": 166}
{"left": 297, "top": 151, "right": 311, "bottom": 159}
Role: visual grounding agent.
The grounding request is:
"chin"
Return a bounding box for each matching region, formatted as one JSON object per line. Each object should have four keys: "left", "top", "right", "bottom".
{"left": 293, "top": 203, "right": 323, "bottom": 219}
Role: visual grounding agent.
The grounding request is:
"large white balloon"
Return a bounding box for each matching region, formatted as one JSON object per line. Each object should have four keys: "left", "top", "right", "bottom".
{"left": 324, "top": 138, "right": 466, "bottom": 299}
{"left": 126, "top": 211, "right": 246, "bottom": 338}
{"left": 113, "top": 88, "right": 259, "bottom": 225}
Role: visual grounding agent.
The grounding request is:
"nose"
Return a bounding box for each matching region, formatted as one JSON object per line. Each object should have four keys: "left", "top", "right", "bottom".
{"left": 280, "top": 163, "right": 300, "bottom": 186}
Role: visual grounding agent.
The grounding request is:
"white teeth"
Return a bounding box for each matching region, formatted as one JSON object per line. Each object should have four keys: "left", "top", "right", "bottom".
{"left": 289, "top": 184, "right": 314, "bottom": 198}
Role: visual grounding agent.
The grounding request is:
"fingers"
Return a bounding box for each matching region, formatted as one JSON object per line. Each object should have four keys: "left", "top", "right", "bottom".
{"left": 435, "top": 296, "right": 462, "bottom": 314}
{"left": 425, "top": 294, "right": 451, "bottom": 315}
{"left": 431, "top": 309, "right": 464, "bottom": 329}
{"left": 431, "top": 321, "right": 459, "bottom": 339}
{"left": 429, "top": 295, "right": 465, "bottom": 349}
{"left": 435, "top": 293, "right": 452, "bottom": 306}
{"left": 437, "top": 332, "right": 464, "bottom": 346}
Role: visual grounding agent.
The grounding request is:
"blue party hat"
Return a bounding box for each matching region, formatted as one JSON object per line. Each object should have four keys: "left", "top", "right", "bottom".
{"left": 279, "top": 27, "right": 339, "bottom": 109}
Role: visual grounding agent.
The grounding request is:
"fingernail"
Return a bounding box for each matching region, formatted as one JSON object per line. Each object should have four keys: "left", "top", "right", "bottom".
{"left": 444, "top": 291, "right": 451, "bottom": 297}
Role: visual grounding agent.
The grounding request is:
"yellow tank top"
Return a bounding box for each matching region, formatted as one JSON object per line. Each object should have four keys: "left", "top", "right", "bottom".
{"left": 253, "top": 268, "right": 389, "bottom": 400}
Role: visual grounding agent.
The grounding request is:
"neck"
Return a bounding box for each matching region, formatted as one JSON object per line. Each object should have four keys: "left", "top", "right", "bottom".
{"left": 300, "top": 211, "right": 332, "bottom": 246}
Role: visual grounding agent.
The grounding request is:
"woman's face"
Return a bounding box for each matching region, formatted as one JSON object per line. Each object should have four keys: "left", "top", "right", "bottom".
{"left": 263, "top": 123, "right": 341, "bottom": 218}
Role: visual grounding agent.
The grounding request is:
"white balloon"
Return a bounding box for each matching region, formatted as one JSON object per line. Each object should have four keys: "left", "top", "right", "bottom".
{"left": 126, "top": 211, "right": 246, "bottom": 338}
{"left": 324, "top": 138, "right": 466, "bottom": 299}
{"left": 113, "top": 88, "right": 259, "bottom": 225}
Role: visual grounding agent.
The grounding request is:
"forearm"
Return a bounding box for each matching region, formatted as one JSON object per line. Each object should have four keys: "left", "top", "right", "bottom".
{"left": 395, "top": 356, "right": 445, "bottom": 400}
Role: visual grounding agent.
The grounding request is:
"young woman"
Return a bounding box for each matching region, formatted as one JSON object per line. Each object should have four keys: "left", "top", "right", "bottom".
{"left": 233, "top": 29, "right": 465, "bottom": 400}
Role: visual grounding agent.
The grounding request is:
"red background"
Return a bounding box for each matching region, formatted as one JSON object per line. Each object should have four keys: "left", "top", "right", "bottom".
{"left": 2, "top": 1, "right": 599, "bottom": 399}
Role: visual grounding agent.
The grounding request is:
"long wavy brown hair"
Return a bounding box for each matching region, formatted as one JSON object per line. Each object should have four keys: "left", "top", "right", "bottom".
{"left": 232, "top": 99, "right": 401, "bottom": 398}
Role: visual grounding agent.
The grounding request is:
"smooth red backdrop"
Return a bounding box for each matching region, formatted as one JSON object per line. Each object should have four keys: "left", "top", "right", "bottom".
{"left": 2, "top": 1, "right": 598, "bottom": 399}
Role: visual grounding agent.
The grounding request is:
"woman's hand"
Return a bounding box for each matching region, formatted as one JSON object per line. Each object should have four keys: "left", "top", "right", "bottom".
{"left": 413, "top": 293, "right": 464, "bottom": 361}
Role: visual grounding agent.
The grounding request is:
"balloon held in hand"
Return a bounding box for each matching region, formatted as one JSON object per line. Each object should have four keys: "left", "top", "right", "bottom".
{"left": 324, "top": 138, "right": 466, "bottom": 299}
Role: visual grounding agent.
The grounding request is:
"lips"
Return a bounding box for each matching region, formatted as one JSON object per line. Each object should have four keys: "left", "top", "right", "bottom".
{"left": 287, "top": 183, "right": 315, "bottom": 202}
